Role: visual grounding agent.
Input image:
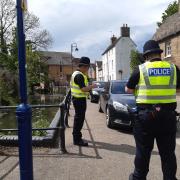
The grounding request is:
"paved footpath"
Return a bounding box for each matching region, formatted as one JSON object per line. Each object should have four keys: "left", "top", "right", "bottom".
{"left": 0, "top": 97, "right": 180, "bottom": 180}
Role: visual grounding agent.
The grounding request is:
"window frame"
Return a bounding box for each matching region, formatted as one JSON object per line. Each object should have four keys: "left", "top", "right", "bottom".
{"left": 165, "top": 41, "right": 172, "bottom": 57}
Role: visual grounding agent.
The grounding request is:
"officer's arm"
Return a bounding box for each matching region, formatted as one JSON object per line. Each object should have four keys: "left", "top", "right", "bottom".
{"left": 75, "top": 74, "right": 97, "bottom": 92}
{"left": 125, "top": 86, "right": 134, "bottom": 94}
{"left": 81, "top": 84, "right": 97, "bottom": 92}
{"left": 125, "top": 67, "right": 140, "bottom": 94}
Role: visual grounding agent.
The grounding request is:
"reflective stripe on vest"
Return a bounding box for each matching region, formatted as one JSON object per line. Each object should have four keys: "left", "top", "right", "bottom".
{"left": 136, "top": 61, "right": 177, "bottom": 104}
{"left": 70, "top": 71, "right": 88, "bottom": 98}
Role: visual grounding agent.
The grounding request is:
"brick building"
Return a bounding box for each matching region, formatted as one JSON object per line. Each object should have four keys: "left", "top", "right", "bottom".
{"left": 39, "top": 51, "right": 96, "bottom": 85}
{"left": 39, "top": 51, "right": 74, "bottom": 85}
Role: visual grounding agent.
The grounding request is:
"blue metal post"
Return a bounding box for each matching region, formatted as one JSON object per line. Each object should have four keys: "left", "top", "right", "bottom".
{"left": 16, "top": 0, "right": 33, "bottom": 180}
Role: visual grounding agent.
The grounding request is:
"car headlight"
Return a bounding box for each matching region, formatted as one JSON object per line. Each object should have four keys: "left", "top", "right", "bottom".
{"left": 113, "top": 101, "right": 128, "bottom": 112}
{"left": 92, "top": 90, "right": 99, "bottom": 95}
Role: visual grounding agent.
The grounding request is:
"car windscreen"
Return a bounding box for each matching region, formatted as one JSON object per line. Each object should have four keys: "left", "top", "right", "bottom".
{"left": 111, "top": 82, "right": 129, "bottom": 94}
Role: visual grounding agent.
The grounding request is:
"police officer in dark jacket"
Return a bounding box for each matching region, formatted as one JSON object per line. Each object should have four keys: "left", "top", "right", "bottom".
{"left": 126, "top": 40, "right": 180, "bottom": 180}
{"left": 70, "top": 57, "right": 97, "bottom": 146}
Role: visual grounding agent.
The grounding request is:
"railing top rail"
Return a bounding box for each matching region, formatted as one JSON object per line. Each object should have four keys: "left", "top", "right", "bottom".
{"left": 0, "top": 89, "right": 71, "bottom": 110}
{"left": 0, "top": 104, "right": 63, "bottom": 109}
{"left": 0, "top": 127, "right": 61, "bottom": 131}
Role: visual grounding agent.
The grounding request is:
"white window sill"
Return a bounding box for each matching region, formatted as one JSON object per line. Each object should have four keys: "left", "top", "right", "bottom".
{"left": 164, "top": 55, "right": 172, "bottom": 59}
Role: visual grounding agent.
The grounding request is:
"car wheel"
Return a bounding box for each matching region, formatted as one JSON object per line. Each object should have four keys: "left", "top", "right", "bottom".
{"left": 98, "top": 101, "right": 103, "bottom": 113}
{"left": 106, "top": 107, "right": 113, "bottom": 128}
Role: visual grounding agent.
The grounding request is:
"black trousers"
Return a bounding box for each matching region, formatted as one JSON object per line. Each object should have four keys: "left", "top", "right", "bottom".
{"left": 133, "top": 109, "right": 177, "bottom": 180}
{"left": 72, "top": 97, "right": 87, "bottom": 142}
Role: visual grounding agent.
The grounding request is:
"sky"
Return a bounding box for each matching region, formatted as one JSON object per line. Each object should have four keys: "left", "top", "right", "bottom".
{"left": 27, "top": 0, "right": 174, "bottom": 61}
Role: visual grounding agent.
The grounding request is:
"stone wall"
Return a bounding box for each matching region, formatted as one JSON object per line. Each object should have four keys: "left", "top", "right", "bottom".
{"left": 159, "top": 35, "right": 180, "bottom": 68}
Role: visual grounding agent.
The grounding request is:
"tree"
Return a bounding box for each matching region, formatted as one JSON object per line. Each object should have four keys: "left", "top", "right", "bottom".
{"left": 0, "top": 0, "right": 53, "bottom": 103}
{"left": 26, "top": 49, "right": 49, "bottom": 94}
{"left": 0, "top": 0, "right": 15, "bottom": 64}
{"left": 0, "top": 0, "right": 52, "bottom": 54}
{"left": 24, "top": 12, "right": 53, "bottom": 50}
{"left": 157, "top": 1, "right": 178, "bottom": 27}
{"left": 0, "top": 0, "right": 16, "bottom": 51}
{"left": 0, "top": 69, "right": 18, "bottom": 105}
{"left": 130, "top": 50, "right": 143, "bottom": 74}
{"left": 6, "top": 28, "right": 19, "bottom": 72}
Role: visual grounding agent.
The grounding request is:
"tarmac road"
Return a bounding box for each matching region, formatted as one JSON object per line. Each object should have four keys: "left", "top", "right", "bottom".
{"left": 1, "top": 99, "right": 180, "bottom": 180}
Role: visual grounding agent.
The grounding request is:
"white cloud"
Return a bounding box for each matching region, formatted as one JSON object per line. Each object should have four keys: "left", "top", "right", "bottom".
{"left": 27, "top": 0, "right": 175, "bottom": 60}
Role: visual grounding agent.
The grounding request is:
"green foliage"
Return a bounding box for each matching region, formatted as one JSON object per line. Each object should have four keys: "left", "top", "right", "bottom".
{"left": 0, "top": 74, "right": 18, "bottom": 105}
{"left": 130, "top": 50, "right": 142, "bottom": 74}
{"left": 0, "top": 38, "right": 9, "bottom": 67}
{"left": 26, "top": 50, "right": 49, "bottom": 95}
{"left": 32, "top": 118, "right": 49, "bottom": 136}
{"left": 157, "top": 1, "right": 178, "bottom": 27}
{"left": 0, "top": 0, "right": 52, "bottom": 104}
{"left": 7, "top": 28, "right": 19, "bottom": 73}
{"left": 32, "top": 109, "right": 50, "bottom": 136}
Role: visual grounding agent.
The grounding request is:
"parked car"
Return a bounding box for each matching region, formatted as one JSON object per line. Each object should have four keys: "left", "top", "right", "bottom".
{"left": 89, "top": 81, "right": 107, "bottom": 103}
{"left": 98, "top": 80, "right": 136, "bottom": 128}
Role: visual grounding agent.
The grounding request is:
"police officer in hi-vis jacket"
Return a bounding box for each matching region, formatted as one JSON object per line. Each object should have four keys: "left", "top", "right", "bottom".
{"left": 70, "top": 57, "right": 97, "bottom": 146}
{"left": 126, "top": 40, "right": 180, "bottom": 180}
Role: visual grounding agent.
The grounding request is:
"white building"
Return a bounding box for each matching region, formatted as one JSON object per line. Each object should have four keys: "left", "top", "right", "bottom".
{"left": 95, "top": 61, "right": 103, "bottom": 81}
{"left": 102, "top": 24, "right": 137, "bottom": 81}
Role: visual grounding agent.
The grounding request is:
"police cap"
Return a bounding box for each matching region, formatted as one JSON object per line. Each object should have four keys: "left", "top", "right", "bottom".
{"left": 143, "top": 40, "right": 163, "bottom": 57}
{"left": 79, "top": 57, "right": 90, "bottom": 66}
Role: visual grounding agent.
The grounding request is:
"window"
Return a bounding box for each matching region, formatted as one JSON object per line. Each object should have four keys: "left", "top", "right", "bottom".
{"left": 165, "top": 41, "right": 171, "bottom": 57}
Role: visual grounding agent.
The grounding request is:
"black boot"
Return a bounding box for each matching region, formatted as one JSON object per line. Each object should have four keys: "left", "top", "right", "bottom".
{"left": 73, "top": 139, "right": 88, "bottom": 146}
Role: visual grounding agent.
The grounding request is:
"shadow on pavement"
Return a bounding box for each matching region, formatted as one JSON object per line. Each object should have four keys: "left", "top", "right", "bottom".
{"left": 0, "top": 160, "right": 19, "bottom": 180}
{"left": 87, "top": 141, "right": 158, "bottom": 156}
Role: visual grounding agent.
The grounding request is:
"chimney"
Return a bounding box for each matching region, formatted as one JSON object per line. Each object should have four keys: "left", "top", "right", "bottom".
{"left": 121, "top": 24, "right": 130, "bottom": 37}
{"left": 110, "top": 35, "right": 117, "bottom": 44}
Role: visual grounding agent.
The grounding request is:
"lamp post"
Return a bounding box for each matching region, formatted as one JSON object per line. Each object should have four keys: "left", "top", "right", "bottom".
{"left": 16, "top": 0, "right": 33, "bottom": 179}
{"left": 71, "top": 43, "right": 78, "bottom": 73}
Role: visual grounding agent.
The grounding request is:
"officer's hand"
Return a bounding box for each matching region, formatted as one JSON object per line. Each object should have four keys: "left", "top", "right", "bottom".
{"left": 91, "top": 83, "right": 97, "bottom": 89}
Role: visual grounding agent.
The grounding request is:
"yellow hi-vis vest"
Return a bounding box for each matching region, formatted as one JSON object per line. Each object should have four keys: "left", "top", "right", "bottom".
{"left": 70, "top": 71, "right": 89, "bottom": 98}
{"left": 136, "top": 60, "right": 177, "bottom": 104}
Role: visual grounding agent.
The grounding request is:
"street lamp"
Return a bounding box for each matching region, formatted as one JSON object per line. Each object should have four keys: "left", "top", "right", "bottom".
{"left": 71, "top": 42, "right": 78, "bottom": 73}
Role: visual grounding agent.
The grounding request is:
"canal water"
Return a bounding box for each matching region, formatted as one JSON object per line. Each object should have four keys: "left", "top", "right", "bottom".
{"left": 0, "top": 94, "right": 65, "bottom": 134}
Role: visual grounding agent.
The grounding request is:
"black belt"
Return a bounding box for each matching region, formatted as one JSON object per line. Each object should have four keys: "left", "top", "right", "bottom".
{"left": 137, "top": 104, "right": 175, "bottom": 111}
